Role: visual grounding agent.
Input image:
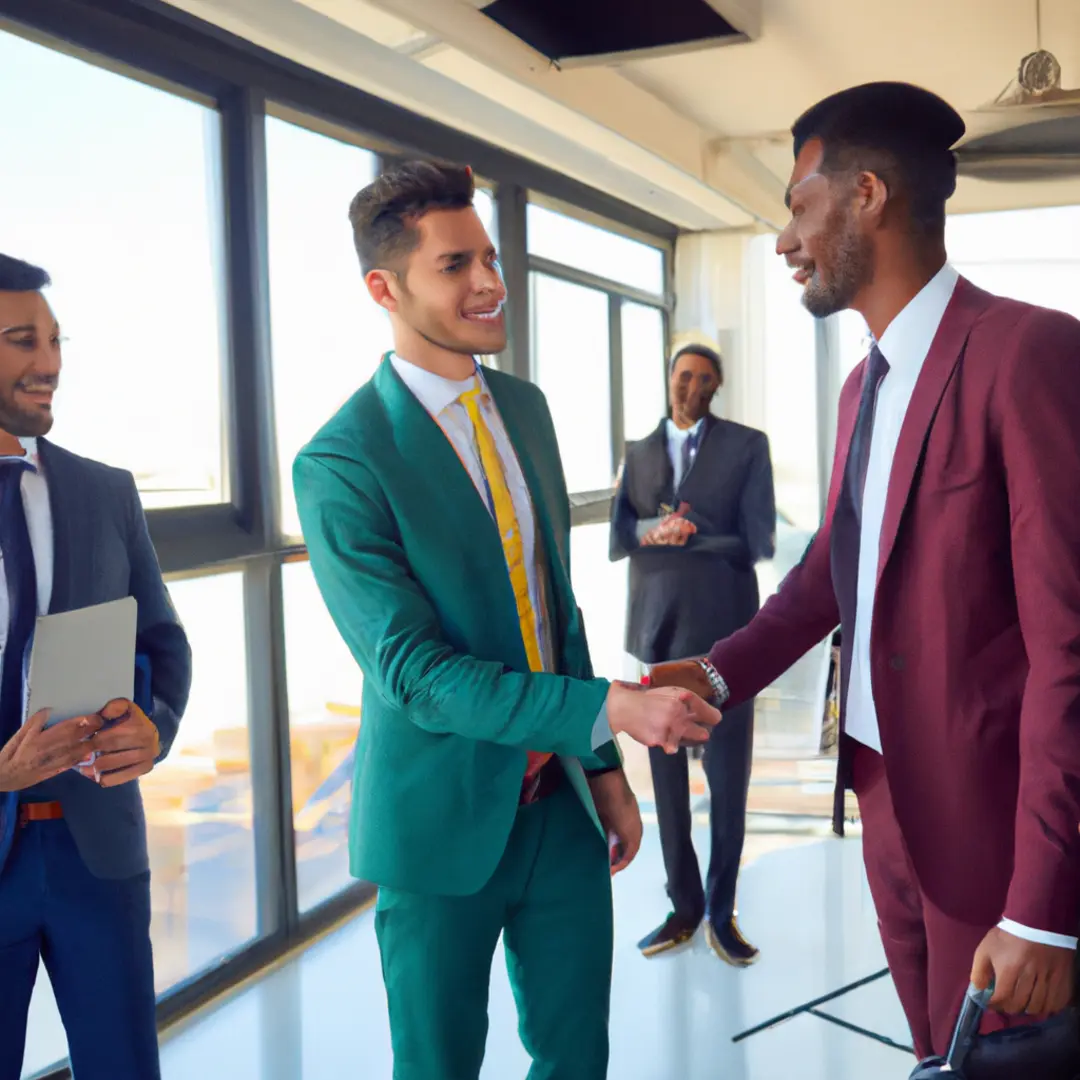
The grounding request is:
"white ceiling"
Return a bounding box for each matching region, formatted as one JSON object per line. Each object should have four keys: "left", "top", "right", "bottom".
{"left": 171, "top": 0, "right": 1080, "bottom": 229}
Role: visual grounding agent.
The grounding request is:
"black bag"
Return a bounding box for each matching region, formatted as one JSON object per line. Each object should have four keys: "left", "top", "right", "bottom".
{"left": 910, "top": 983, "right": 1080, "bottom": 1079}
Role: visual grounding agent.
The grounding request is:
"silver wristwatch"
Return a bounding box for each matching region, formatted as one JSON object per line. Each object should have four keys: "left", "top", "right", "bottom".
{"left": 695, "top": 658, "right": 730, "bottom": 706}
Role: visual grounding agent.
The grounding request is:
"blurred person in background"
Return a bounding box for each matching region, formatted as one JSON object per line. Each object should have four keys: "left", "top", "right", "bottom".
{"left": 294, "top": 161, "right": 720, "bottom": 1080}
{"left": 610, "top": 343, "right": 775, "bottom": 965}
{"left": 0, "top": 253, "right": 191, "bottom": 1080}
{"left": 647, "top": 82, "right": 1080, "bottom": 1060}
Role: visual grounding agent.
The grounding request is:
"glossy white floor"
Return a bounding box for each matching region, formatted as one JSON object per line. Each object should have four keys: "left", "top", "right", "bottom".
{"left": 140, "top": 821, "right": 915, "bottom": 1080}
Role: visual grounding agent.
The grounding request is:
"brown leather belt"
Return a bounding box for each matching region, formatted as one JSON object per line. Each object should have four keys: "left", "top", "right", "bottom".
{"left": 18, "top": 801, "right": 63, "bottom": 829}
{"left": 520, "top": 758, "right": 564, "bottom": 806}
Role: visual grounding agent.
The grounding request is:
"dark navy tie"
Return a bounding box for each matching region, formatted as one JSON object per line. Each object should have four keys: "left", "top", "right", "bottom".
{"left": 0, "top": 457, "right": 37, "bottom": 866}
{"left": 677, "top": 426, "right": 703, "bottom": 493}
{"left": 831, "top": 345, "right": 890, "bottom": 705}
{"left": 1, "top": 457, "right": 38, "bottom": 743}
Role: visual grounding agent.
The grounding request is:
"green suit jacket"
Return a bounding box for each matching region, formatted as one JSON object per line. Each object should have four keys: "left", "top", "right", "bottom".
{"left": 294, "top": 356, "right": 620, "bottom": 896}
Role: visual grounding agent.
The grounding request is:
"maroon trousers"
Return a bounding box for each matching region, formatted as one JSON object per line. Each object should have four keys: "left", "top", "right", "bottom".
{"left": 851, "top": 742, "right": 1039, "bottom": 1059}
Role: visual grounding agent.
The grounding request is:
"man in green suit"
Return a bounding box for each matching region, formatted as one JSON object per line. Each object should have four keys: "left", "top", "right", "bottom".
{"left": 294, "top": 161, "right": 721, "bottom": 1080}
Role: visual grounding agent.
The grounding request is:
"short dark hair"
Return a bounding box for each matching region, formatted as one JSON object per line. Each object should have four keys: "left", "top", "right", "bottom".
{"left": 792, "top": 82, "right": 965, "bottom": 236}
{"left": 348, "top": 160, "right": 475, "bottom": 275}
{"left": 0, "top": 254, "right": 50, "bottom": 293}
{"left": 670, "top": 343, "right": 723, "bottom": 383}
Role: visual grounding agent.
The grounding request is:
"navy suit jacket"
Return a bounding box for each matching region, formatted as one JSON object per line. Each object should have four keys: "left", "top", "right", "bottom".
{"left": 1, "top": 440, "right": 191, "bottom": 880}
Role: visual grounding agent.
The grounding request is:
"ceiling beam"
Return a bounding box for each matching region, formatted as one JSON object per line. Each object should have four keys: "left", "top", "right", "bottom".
{"left": 344, "top": 0, "right": 758, "bottom": 227}
{"left": 166, "top": 0, "right": 753, "bottom": 228}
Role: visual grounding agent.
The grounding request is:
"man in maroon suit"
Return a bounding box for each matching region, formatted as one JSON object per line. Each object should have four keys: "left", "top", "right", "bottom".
{"left": 649, "top": 81, "right": 1080, "bottom": 1060}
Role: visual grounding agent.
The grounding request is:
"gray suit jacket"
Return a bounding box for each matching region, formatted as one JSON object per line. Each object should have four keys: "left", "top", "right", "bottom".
{"left": 610, "top": 416, "right": 776, "bottom": 664}
{"left": 15, "top": 440, "right": 192, "bottom": 880}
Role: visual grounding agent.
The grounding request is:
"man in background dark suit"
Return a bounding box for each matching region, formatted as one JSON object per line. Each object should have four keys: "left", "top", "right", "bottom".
{"left": 610, "top": 344, "right": 775, "bottom": 964}
{"left": 0, "top": 254, "right": 191, "bottom": 1080}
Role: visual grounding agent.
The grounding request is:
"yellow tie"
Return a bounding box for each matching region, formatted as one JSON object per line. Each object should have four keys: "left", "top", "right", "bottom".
{"left": 458, "top": 381, "right": 551, "bottom": 779}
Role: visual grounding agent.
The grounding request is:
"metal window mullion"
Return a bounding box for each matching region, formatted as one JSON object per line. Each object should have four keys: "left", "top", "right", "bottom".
{"left": 608, "top": 294, "right": 625, "bottom": 482}
{"left": 814, "top": 316, "right": 840, "bottom": 524}
{"left": 496, "top": 183, "right": 531, "bottom": 381}
{"left": 244, "top": 554, "right": 298, "bottom": 939}
{"left": 528, "top": 254, "right": 667, "bottom": 309}
{"left": 221, "top": 86, "right": 298, "bottom": 939}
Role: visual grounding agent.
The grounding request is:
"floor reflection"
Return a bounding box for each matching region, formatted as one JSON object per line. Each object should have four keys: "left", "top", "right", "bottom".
{"left": 148, "top": 826, "right": 913, "bottom": 1080}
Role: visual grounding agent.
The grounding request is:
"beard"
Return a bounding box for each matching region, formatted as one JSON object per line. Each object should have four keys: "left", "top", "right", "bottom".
{"left": 801, "top": 207, "right": 874, "bottom": 319}
{"left": 0, "top": 388, "right": 54, "bottom": 438}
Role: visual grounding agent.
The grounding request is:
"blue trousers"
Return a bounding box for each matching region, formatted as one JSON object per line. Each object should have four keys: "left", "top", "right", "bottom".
{"left": 0, "top": 819, "right": 160, "bottom": 1080}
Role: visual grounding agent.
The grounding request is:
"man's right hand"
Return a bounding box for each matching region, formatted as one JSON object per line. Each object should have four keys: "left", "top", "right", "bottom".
{"left": 606, "top": 682, "right": 721, "bottom": 754}
{"left": 647, "top": 659, "right": 715, "bottom": 701}
{"left": 0, "top": 709, "right": 104, "bottom": 793}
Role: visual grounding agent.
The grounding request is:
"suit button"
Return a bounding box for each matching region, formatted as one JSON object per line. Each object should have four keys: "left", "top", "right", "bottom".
{"left": 889, "top": 655, "right": 905, "bottom": 672}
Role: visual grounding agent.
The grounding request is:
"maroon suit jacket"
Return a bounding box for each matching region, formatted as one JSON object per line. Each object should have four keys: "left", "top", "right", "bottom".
{"left": 709, "top": 277, "right": 1080, "bottom": 937}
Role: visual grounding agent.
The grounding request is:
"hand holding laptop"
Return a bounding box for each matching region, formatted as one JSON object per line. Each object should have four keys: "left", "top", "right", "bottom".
{"left": 75, "top": 698, "right": 160, "bottom": 787}
{"left": 0, "top": 707, "right": 105, "bottom": 793}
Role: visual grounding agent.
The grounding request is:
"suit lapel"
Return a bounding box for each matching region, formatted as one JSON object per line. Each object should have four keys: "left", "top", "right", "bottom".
{"left": 374, "top": 355, "right": 502, "bottom": 544}
{"left": 642, "top": 421, "right": 674, "bottom": 510}
{"left": 876, "top": 277, "right": 993, "bottom": 584}
{"left": 37, "top": 439, "right": 76, "bottom": 614}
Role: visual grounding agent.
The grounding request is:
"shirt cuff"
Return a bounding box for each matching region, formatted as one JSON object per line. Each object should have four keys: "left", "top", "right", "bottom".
{"left": 591, "top": 703, "right": 615, "bottom": 751}
{"left": 634, "top": 518, "right": 662, "bottom": 541}
{"left": 998, "top": 918, "right": 1078, "bottom": 951}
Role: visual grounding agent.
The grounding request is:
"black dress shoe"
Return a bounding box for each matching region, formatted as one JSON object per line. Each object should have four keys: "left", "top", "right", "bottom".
{"left": 705, "top": 916, "right": 760, "bottom": 967}
{"left": 637, "top": 912, "right": 700, "bottom": 957}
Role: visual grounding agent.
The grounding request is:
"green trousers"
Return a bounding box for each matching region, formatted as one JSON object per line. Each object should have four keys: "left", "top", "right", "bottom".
{"left": 375, "top": 784, "right": 614, "bottom": 1080}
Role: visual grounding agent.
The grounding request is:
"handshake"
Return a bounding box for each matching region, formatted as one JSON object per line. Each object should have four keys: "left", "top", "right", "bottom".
{"left": 605, "top": 659, "right": 722, "bottom": 755}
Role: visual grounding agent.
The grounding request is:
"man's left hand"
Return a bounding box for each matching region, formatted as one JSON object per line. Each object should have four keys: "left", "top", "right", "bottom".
{"left": 79, "top": 699, "right": 160, "bottom": 788}
{"left": 588, "top": 769, "right": 642, "bottom": 876}
{"left": 971, "top": 926, "right": 1075, "bottom": 1016}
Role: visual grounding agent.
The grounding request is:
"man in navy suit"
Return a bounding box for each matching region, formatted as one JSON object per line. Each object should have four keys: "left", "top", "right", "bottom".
{"left": 0, "top": 254, "right": 191, "bottom": 1080}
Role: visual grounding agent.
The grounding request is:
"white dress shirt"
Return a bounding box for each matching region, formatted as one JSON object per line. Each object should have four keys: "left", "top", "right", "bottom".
{"left": 390, "top": 355, "right": 613, "bottom": 750}
{"left": 0, "top": 437, "right": 54, "bottom": 659}
{"left": 666, "top": 416, "right": 705, "bottom": 491}
{"left": 844, "top": 264, "right": 1075, "bottom": 950}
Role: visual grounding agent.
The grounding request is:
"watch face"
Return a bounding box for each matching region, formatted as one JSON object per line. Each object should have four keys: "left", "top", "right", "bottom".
{"left": 1019, "top": 49, "right": 1061, "bottom": 94}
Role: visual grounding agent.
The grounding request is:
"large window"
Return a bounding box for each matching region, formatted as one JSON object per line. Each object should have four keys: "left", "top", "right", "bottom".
{"left": 530, "top": 274, "right": 613, "bottom": 492}
{"left": 527, "top": 202, "right": 665, "bottom": 295}
{"left": 282, "top": 559, "right": 363, "bottom": 913}
{"left": 752, "top": 233, "right": 820, "bottom": 532}
{"left": 144, "top": 571, "right": 257, "bottom": 990}
{"left": 527, "top": 203, "right": 670, "bottom": 497}
{"left": 266, "top": 115, "right": 391, "bottom": 541}
{"left": 0, "top": 30, "right": 228, "bottom": 509}
{"left": 620, "top": 302, "right": 668, "bottom": 442}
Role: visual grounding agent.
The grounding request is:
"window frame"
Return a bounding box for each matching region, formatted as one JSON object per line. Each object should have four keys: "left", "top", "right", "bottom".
{"left": 1, "top": 0, "right": 676, "bottom": 1069}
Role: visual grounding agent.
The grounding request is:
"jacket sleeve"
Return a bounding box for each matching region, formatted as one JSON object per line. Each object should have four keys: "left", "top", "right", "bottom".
{"left": 738, "top": 431, "right": 777, "bottom": 563}
{"left": 994, "top": 309, "right": 1080, "bottom": 937}
{"left": 295, "top": 451, "right": 611, "bottom": 756}
{"left": 123, "top": 475, "right": 191, "bottom": 760}
{"left": 704, "top": 360, "right": 870, "bottom": 707}
{"left": 609, "top": 455, "right": 642, "bottom": 562}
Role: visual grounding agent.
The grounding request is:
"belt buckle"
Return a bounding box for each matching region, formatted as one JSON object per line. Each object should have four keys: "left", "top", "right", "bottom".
{"left": 16, "top": 804, "right": 30, "bottom": 830}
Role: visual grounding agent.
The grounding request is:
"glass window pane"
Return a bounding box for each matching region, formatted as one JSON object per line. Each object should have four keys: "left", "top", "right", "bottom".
{"left": 144, "top": 571, "right": 257, "bottom": 990}
{"left": 0, "top": 29, "right": 227, "bottom": 509}
{"left": 569, "top": 523, "right": 631, "bottom": 683}
{"left": 527, "top": 203, "right": 665, "bottom": 295}
{"left": 947, "top": 205, "right": 1080, "bottom": 319}
{"left": 266, "top": 115, "right": 392, "bottom": 540}
{"left": 620, "top": 302, "right": 667, "bottom": 442}
{"left": 283, "top": 560, "right": 364, "bottom": 912}
{"left": 475, "top": 186, "right": 497, "bottom": 240}
{"left": 530, "top": 274, "right": 612, "bottom": 492}
{"left": 754, "top": 233, "right": 819, "bottom": 532}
